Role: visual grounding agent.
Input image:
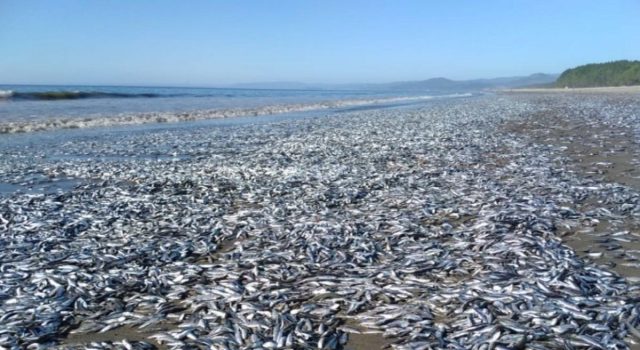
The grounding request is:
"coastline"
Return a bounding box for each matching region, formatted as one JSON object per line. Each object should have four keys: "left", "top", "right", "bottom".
{"left": 0, "top": 93, "right": 471, "bottom": 134}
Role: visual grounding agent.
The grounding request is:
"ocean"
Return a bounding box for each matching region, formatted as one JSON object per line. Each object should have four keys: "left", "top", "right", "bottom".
{"left": 0, "top": 85, "right": 470, "bottom": 133}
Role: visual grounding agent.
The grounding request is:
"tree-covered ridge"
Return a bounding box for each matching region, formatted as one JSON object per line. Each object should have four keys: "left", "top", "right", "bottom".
{"left": 556, "top": 60, "right": 640, "bottom": 88}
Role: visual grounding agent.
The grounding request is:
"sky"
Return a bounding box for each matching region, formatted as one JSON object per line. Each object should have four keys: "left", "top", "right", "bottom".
{"left": 0, "top": 0, "right": 638, "bottom": 86}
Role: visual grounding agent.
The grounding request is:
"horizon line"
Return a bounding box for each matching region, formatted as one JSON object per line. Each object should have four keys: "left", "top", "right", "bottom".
{"left": 0, "top": 72, "right": 558, "bottom": 90}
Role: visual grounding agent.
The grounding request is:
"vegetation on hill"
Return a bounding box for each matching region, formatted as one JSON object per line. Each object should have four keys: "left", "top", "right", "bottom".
{"left": 555, "top": 60, "right": 640, "bottom": 88}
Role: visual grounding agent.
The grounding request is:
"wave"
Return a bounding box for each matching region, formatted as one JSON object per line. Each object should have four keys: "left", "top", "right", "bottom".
{"left": 0, "top": 90, "right": 14, "bottom": 99}
{"left": 0, "top": 93, "right": 472, "bottom": 134}
{"left": 0, "top": 90, "right": 166, "bottom": 101}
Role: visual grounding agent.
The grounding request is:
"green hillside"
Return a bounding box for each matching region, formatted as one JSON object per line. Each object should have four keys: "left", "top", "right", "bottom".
{"left": 555, "top": 60, "right": 640, "bottom": 88}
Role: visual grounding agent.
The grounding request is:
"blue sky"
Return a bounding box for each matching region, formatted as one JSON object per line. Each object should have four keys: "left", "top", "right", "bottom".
{"left": 0, "top": 0, "right": 638, "bottom": 86}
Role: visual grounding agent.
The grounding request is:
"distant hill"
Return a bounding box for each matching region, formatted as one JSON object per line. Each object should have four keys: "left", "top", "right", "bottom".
{"left": 229, "top": 73, "right": 559, "bottom": 91}
{"left": 381, "top": 73, "right": 559, "bottom": 91}
{"left": 555, "top": 60, "right": 640, "bottom": 88}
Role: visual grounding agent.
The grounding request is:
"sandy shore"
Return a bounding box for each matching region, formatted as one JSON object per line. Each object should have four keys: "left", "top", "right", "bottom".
{"left": 501, "top": 85, "right": 640, "bottom": 93}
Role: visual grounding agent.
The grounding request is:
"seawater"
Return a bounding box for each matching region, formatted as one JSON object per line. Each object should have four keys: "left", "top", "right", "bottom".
{"left": 0, "top": 85, "right": 474, "bottom": 134}
{"left": 0, "top": 85, "right": 447, "bottom": 121}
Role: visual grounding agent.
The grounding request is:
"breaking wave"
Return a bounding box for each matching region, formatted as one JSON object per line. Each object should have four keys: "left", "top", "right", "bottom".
{"left": 0, "top": 90, "right": 167, "bottom": 101}
{"left": 0, "top": 93, "right": 472, "bottom": 133}
{"left": 0, "top": 90, "right": 14, "bottom": 99}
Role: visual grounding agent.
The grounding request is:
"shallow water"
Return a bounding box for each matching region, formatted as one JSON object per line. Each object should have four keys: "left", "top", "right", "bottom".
{"left": 0, "top": 84, "right": 452, "bottom": 122}
{"left": 0, "top": 98, "right": 441, "bottom": 198}
{"left": 0, "top": 177, "right": 81, "bottom": 196}
{"left": 0, "top": 97, "right": 447, "bottom": 152}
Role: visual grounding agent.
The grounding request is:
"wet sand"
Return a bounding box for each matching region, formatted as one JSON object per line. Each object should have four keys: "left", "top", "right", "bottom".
{"left": 64, "top": 326, "right": 167, "bottom": 349}
{"left": 344, "top": 332, "right": 392, "bottom": 350}
{"left": 0, "top": 176, "right": 82, "bottom": 196}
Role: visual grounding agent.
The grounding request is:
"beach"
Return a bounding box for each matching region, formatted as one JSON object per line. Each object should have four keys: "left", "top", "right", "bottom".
{"left": 1, "top": 92, "right": 640, "bottom": 349}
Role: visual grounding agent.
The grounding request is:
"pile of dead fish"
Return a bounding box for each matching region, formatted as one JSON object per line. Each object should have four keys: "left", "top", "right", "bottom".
{"left": 2, "top": 94, "right": 640, "bottom": 349}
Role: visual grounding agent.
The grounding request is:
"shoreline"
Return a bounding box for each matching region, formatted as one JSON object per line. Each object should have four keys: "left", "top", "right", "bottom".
{"left": 0, "top": 93, "right": 471, "bottom": 134}
{"left": 500, "top": 85, "right": 640, "bottom": 93}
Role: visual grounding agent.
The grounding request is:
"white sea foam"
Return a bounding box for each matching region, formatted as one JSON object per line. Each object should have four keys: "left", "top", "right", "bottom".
{"left": 0, "top": 93, "right": 472, "bottom": 133}
{"left": 0, "top": 90, "right": 14, "bottom": 99}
